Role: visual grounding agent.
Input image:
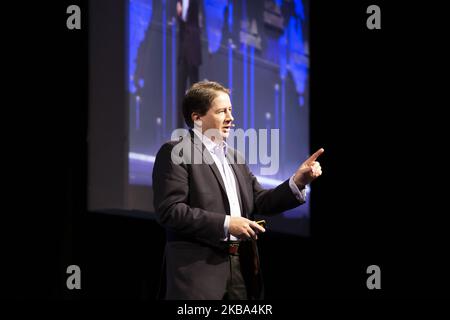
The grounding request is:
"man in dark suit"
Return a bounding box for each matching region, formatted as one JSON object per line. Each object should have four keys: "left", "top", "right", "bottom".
{"left": 153, "top": 81, "right": 323, "bottom": 299}
{"left": 176, "top": 0, "right": 202, "bottom": 128}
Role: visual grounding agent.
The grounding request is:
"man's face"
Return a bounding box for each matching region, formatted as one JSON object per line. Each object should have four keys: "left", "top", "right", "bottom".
{"left": 197, "top": 91, "right": 234, "bottom": 141}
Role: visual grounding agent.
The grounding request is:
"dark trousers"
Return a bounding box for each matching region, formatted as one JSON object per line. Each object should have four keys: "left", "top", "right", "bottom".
{"left": 177, "top": 59, "right": 199, "bottom": 129}
{"left": 222, "top": 254, "right": 248, "bottom": 300}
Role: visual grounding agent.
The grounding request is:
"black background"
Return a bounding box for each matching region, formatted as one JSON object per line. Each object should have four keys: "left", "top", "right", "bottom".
{"left": 3, "top": 0, "right": 449, "bottom": 305}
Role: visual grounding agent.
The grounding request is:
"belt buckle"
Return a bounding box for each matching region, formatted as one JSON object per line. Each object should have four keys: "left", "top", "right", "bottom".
{"left": 228, "top": 242, "right": 239, "bottom": 255}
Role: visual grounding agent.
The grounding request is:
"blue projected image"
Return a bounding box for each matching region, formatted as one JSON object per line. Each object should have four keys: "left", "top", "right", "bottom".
{"left": 204, "top": 0, "right": 228, "bottom": 53}
{"left": 129, "top": 0, "right": 153, "bottom": 94}
{"left": 128, "top": 0, "right": 310, "bottom": 236}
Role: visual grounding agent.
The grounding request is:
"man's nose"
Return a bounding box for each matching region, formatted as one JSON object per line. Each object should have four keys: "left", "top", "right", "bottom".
{"left": 226, "top": 111, "right": 234, "bottom": 122}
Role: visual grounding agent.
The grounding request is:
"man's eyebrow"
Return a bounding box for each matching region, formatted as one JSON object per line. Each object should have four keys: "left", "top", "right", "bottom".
{"left": 217, "top": 106, "right": 232, "bottom": 111}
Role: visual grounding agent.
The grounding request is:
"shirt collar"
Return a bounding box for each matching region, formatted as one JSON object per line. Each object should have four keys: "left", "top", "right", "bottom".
{"left": 192, "top": 128, "right": 228, "bottom": 154}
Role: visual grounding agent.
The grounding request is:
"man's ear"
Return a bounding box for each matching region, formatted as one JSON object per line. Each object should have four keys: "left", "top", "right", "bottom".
{"left": 191, "top": 113, "right": 201, "bottom": 123}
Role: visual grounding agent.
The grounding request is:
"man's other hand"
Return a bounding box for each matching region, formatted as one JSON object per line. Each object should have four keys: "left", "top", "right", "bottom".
{"left": 229, "top": 217, "right": 265, "bottom": 240}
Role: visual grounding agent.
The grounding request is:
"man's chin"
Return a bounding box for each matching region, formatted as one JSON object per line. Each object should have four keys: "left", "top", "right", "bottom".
{"left": 221, "top": 131, "right": 230, "bottom": 139}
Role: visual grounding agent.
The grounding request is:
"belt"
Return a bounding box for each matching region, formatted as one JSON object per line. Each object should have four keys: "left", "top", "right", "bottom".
{"left": 225, "top": 241, "right": 240, "bottom": 255}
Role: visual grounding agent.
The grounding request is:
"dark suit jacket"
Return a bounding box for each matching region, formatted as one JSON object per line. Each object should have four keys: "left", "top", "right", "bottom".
{"left": 178, "top": 0, "right": 202, "bottom": 66}
{"left": 152, "top": 130, "right": 304, "bottom": 299}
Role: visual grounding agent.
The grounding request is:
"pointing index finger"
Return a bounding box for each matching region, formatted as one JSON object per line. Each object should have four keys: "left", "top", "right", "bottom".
{"left": 306, "top": 148, "right": 324, "bottom": 164}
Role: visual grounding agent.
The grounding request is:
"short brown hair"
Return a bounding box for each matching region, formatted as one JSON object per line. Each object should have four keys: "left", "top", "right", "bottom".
{"left": 182, "top": 81, "right": 230, "bottom": 128}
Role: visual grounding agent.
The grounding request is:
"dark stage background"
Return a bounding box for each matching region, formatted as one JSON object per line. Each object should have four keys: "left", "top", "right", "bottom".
{"left": 3, "top": 0, "right": 449, "bottom": 303}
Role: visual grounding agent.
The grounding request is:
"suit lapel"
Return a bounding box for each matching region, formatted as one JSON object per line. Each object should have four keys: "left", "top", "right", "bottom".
{"left": 226, "top": 149, "right": 250, "bottom": 217}
{"left": 190, "top": 130, "right": 227, "bottom": 195}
